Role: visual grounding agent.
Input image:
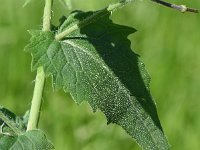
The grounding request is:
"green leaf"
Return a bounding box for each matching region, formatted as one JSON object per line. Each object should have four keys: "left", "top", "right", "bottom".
{"left": 23, "top": 0, "right": 31, "bottom": 7}
{"left": 0, "top": 134, "right": 17, "bottom": 150}
{"left": 0, "top": 106, "right": 26, "bottom": 135}
{"left": 25, "top": 10, "right": 170, "bottom": 149}
{"left": 59, "top": 0, "right": 72, "bottom": 9}
{"left": 0, "top": 130, "right": 54, "bottom": 150}
{"left": 0, "top": 107, "right": 54, "bottom": 150}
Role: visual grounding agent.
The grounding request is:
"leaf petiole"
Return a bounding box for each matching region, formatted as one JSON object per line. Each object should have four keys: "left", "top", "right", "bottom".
{"left": 55, "top": 0, "right": 133, "bottom": 40}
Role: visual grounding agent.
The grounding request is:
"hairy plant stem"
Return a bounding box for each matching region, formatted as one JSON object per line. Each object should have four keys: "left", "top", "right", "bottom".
{"left": 27, "top": 0, "right": 52, "bottom": 131}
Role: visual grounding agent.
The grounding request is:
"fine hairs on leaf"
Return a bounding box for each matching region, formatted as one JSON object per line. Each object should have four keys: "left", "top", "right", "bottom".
{"left": 2, "top": 0, "right": 197, "bottom": 149}
{"left": 25, "top": 7, "right": 169, "bottom": 150}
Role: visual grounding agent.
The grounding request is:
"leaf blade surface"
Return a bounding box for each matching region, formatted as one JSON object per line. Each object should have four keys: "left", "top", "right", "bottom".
{"left": 0, "top": 107, "right": 54, "bottom": 150}
{"left": 25, "top": 10, "right": 169, "bottom": 150}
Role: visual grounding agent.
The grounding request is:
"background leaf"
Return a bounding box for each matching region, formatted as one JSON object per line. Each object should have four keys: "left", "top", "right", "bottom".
{"left": 0, "top": 130, "right": 54, "bottom": 150}
{"left": 0, "top": 106, "right": 26, "bottom": 135}
{"left": 23, "top": 0, "right": 32, "bottom": 7}
{"left": 0, "top": 107, "right": 54, "bottom": 150}
{"left": 25, "top": 10, "right": 169, "bottom": 149}
{"left": 59, "top": 0, "right": 72, "bottom": 9}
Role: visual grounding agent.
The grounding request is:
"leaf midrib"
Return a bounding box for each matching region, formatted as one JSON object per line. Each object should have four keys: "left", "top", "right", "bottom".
{"left": 62, "top": 40, "right": 160, "bottom": 149}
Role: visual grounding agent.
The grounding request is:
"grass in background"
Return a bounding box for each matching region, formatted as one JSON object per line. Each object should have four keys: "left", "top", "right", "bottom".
{"left": 0, "top": 0, "right": 200, "bottom": 149}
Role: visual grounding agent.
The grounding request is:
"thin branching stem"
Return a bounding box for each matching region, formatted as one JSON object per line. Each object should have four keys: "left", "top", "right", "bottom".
{"left": 55, "top": 0, "right": 198, "bottom": 41}
{"left": 152, "top": 0, "right": 198, "bottom": 13}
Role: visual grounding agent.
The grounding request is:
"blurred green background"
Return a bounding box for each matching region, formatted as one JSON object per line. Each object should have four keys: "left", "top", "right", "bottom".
{"left": 0, "top": 0, "right": 200, "bottom": 149}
